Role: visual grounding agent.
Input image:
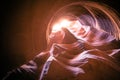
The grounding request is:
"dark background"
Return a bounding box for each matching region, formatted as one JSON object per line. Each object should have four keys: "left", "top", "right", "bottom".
{"left": 0, "top": 0, "right": 120, "bottom": 79}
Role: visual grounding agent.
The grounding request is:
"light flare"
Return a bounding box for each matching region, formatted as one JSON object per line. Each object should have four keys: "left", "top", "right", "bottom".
{"left": 52, "top": 19, "right": 71, "bottom": 32}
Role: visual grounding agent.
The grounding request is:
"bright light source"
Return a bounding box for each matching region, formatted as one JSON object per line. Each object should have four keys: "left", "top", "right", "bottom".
{"left": 52, "top": 23, "right": 62, "bottom": 32}
{"left": 52, "top": 19, "right": 71, "bottom": 32}
{"left": 51, "top": 19, "right": 84, "bottom": 36}
{"left": 60, "top": 19, "right": 71, "bottom": 27}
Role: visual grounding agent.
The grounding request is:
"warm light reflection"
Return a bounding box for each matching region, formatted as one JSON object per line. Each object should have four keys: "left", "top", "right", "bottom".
{"left": 51, "top": 19, "right": 85, "bottom": 38}
{"left": 52, "top": 19, "right": 71, "bottom": 32}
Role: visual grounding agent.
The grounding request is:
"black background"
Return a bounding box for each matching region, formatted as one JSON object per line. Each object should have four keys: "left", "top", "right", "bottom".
{"left": 0, "top": 0, "right": 120, "bottom": 79}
